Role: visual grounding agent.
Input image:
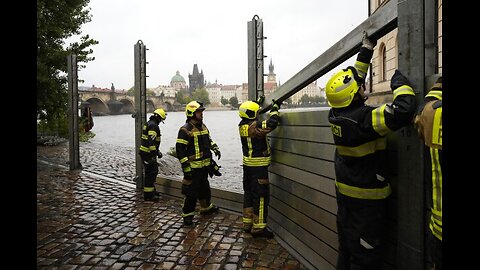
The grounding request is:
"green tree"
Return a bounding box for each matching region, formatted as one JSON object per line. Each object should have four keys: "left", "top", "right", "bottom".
{"left": 37, "top": 0, "right": 98, "bottom": 135}
{"left": 192, "top": 88, "right": 210, "bottom": 105}
{"left": 318, "top": 96, "right": 326, "bottom": 104}
{"left": 300, "top": 94, "right": 311, "bottom": 105}
{"left": 229, "top": 96, "right": 239, "bottom": 109}
{"left": 176, "top": 90, "right": 191, "bottom": 104}
{"left": 221, "top": 96, "right": 229, "bottom": 106}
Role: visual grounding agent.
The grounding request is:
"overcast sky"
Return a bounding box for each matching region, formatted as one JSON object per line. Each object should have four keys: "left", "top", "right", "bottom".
{"left": 70, "top": 0, "right": 368, "bottom": 90}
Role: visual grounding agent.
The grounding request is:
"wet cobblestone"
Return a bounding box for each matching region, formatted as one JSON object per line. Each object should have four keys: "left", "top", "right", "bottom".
{"left": 37, "top": 144, "right": 308, "bottom": 270}
{"left": 37, "top": 141, "right": 242, "bottom": 193}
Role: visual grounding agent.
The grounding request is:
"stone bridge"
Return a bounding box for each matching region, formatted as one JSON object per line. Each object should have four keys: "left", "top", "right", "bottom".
{"left": 79, "top": 90, "right": 180, "bottom": 116}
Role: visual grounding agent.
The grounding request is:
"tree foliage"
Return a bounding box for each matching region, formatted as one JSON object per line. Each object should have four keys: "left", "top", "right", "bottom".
{"left": 176, "top": 90, "right": 191, "bottom": 104}
{"left": 220, "top": 96, "right": 229, "bottom": 106}
{"left": 37, "top": 0, "right": 98, "bottom": 127}
{"left": 192, "top": 88, "right": 210, "bottom": 105}
{"left": 229, "top": 96, "right": 239, "bottom": 109}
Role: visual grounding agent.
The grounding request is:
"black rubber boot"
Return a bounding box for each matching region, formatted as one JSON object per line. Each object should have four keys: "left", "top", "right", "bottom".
{"left": 200, "top": 205, "right": 220, "bottom": 215}
{"left": 144, "top": 192, "right": 159, "bottom": 202}
{"left": 183, "top": 216, "right": 194, "bottom": 226}
{"left": 251, "top": 228, "right": 274, "bottom": 239}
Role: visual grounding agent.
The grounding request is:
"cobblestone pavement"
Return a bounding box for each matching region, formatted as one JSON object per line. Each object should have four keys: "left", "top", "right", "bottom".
{"left": 37, "top": 144, "right": 308, "bottom": 270}
{"left": 36, "top": 141, "right": 243, "bottom": 193}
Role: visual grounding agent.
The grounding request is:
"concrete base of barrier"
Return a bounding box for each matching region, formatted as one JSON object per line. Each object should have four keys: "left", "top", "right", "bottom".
{"left": 155, "top": 176, "right": 244, "bottom": 214}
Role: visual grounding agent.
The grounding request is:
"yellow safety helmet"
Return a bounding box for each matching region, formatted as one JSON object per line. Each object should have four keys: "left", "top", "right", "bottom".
{"left": 185, "top": 100, "right": 205, "bottom": 117}
{"left": 153, "top": 108, "right": 167, "bottom": 120}
{"left": 325, "top": 67, "right": 362, "bottom": 108}
{"left": 425, "top": 76, "right": 442, "bottom": 100}
{"left": 239, "top": 101, "right": 260, "bottom": 119}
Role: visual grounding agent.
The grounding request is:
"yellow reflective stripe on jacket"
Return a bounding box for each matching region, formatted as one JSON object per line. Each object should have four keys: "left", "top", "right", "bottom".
{"left": 139, "top": 145, "right": 150, "bottom": 153}
{"left": 393, "top": 85, "right": 415, "bottom": 100}
{"left": 430, "top": 147, "right": 442, "bottom": 233}
{"left": 243, "top": 156, "right": 271, "bottom": 167}
{"left": 141, "top": 134, "right": 149, "bottom": 140}
{"left": 148, "top": 130, "right": 157, "bottom": 136}
{"left": 354, "top": 60, "right": 369, "bottom": 78}
{"left": 431, "top": 208, "right": 442, "bottom": 226}
{"left": 429, "top": 214, "right": 442, "bottom": 241}
{"left": 192, "top": 130, "right": 209, "bottom": 136}
{"left": 336, "top": 137, "right": 386, "bottom": 157}
{"left": 335, "top": 180, "right": 391, "bottom": 199}
{"left": 426, "top": 90, "right": 442, "bottom": 100}
{"left": 262, "top": 120, "right": 267, "bottom": 129}
{"left": 247, "top": 137, "right": 253, "bottom": 157}
{"left": 371, "top": 104, "right": 391, "bottom": 136}
{"left": 176, "top": 138, "right": 188, "bottom": 145}
{"left": 432, "top": 107, "right": 442, "bottom": 147}
{"left": 190, "top": 158, "right": 211, "bottom": 168}
{"left": 179, "top": 157, "right": 188, "bottom": 163}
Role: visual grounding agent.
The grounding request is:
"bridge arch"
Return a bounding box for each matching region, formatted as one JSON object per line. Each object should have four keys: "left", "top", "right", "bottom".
{"left": 83, "top": 97, "right": 109, "bottom": 116}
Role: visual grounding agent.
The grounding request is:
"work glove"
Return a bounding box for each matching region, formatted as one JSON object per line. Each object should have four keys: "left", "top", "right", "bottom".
{"left": 208, "top": 160, "right": 222, "bottom": 178}
{"left": 267, "top": 114, "right": 280, "bottom": 129}
{"left": 390, "top": 69, "right": 411, "bottom": 90}
{"left": 211, "top": 144, "right": 221, "bottom": 160}
{"left": 255, "top": 95, "right": 265, "bottom": 105}
{"left": 157, "top": 151, "right": 163, "bottom": 159}
{"left": 362, "top": 31, "right": 377, "bottom": 50}
{"left": 270, "top": 103, "right": 280, "bottom": 113}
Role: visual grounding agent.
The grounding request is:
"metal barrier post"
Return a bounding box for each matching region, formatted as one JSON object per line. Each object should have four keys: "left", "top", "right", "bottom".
{"left": 67, "top": 54, "right": 82, "bottom": 170}
{"left": 133, "top": 40, "right": 148, "bottom": 190}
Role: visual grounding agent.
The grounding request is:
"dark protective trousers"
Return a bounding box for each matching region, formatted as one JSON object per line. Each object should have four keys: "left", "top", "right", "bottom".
{"left": 336, "top": 194, "right": 387, "bottom": 270}
{"left": 182, "top": 167, "right": 211, "bottom": 215}
{"left": 426, "top": 230, "right": 442, "bottom": 270}
{"left": 242, "top": 166, "right": 270, "bottom": 232}
{"left": 142, "top": 159, "right": 158, "bottom": 197}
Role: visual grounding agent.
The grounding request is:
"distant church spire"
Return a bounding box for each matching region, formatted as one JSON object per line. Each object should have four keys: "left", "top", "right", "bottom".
{"left": 267, "top": 58, "right": 276, "bottom": 83}
{"left": 188, "top": 64, "right": 205, "bottom": 93}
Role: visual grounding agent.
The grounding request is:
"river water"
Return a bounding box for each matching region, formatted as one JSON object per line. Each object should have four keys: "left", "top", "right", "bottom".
{"left": 89, "top": 110, "right": 244, "bottom": 192}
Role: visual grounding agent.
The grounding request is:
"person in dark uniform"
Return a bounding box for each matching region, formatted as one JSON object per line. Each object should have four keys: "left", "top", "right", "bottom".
{"left": 414, "top": 77, "right": 442, "bottom": 270}
{"left": 176, "top": 101, "right": 220, "bottom": 226}
{"left": 238, "top": 98, "right": 280, "bottom": 239}
{"left": 325, "top": 32, "right": 417, "bottom": 270}
{"left": 138, "top": 108, "right": 167, "bottom": 202}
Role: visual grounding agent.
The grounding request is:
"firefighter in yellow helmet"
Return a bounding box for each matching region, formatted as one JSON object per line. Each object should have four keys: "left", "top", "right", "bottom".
{"left": 325, "top": 32, "right": 416, "bottom": 270}
{"left": 238, "top": 97, "right": 280, "bottom": 239}
{"left": 138, "top": 108, "right": 167, "bottom": 202}
{"left": 414, "top": 77, "right": 442, "bottom": 270}
{"left": 176, "top": 101, "right": 220, "bottom": 226}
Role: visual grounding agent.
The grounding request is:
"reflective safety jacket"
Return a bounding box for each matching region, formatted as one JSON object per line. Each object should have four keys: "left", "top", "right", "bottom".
{"left": 139, "top": 117, "right": 161, "bottom": 160}
{"left": 239, "top": 113, "right": 279, "bottom": 167}
{"left": 415, "top": 90, "right": 442, "bottom": 241}
{"left": 176, "top": 118, "right": 217, "bottom": 173}
{"left": 328, "top": 48, "right": 416, "bottom": 201}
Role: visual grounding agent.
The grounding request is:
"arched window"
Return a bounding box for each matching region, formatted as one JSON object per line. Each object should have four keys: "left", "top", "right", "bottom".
{"left": 381, "top": 45, "right": 387, "bottom": 81}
